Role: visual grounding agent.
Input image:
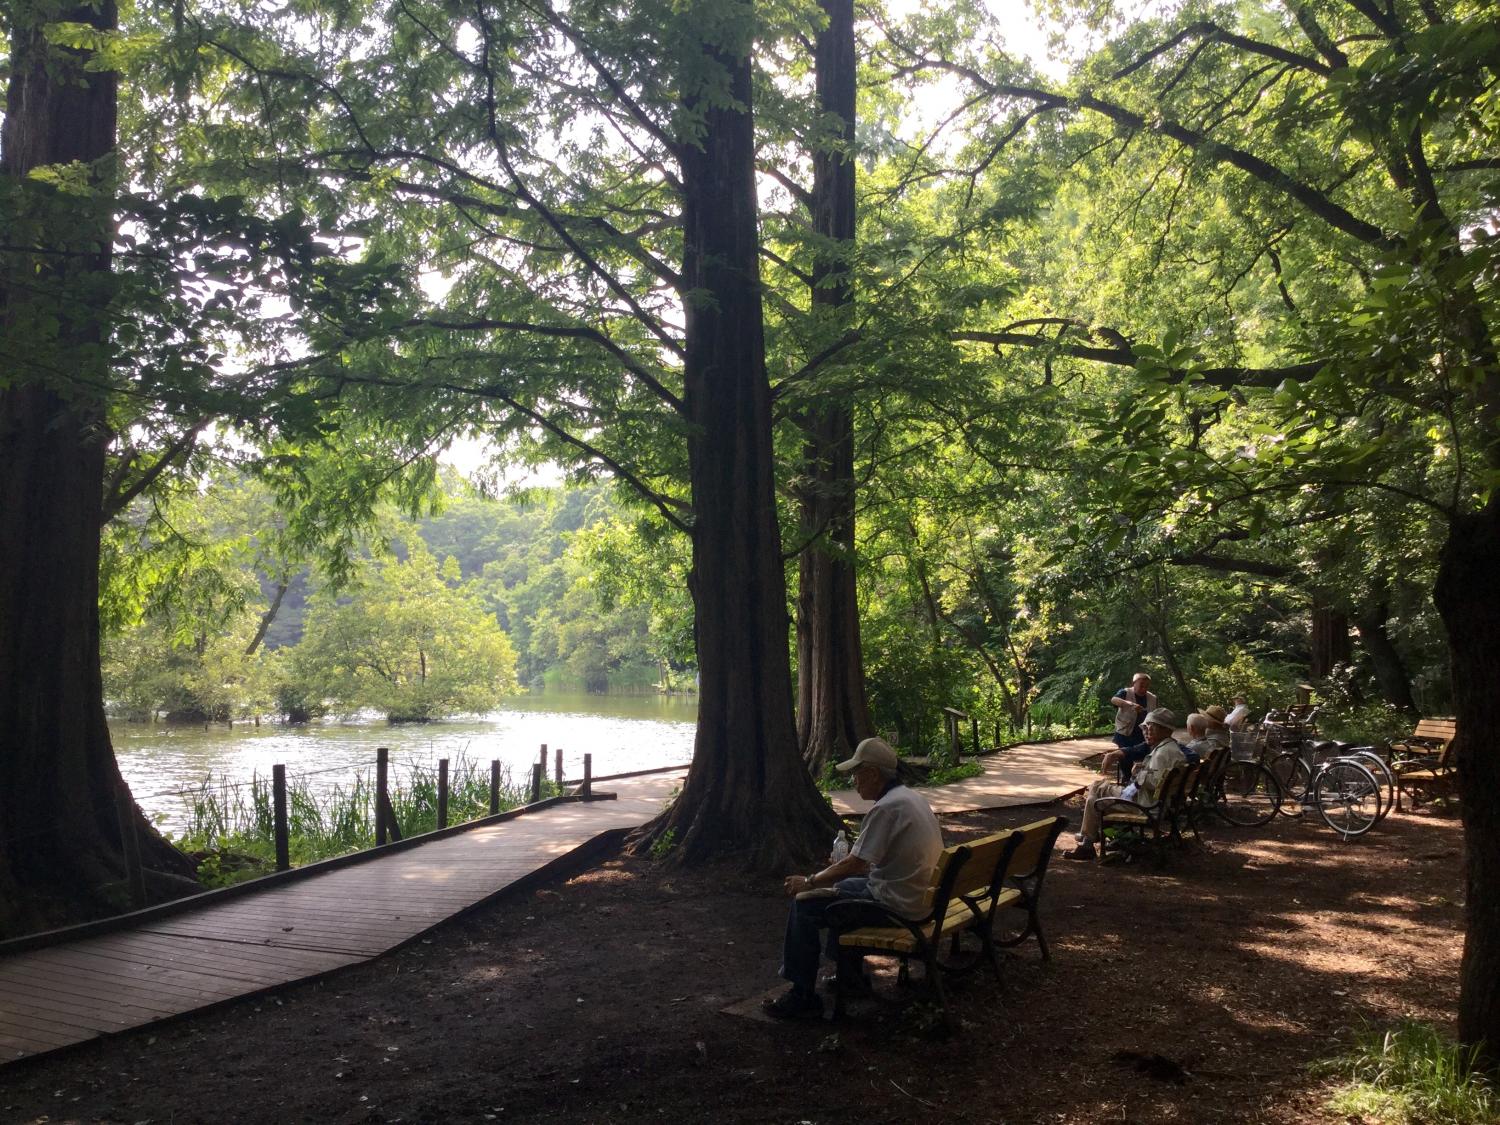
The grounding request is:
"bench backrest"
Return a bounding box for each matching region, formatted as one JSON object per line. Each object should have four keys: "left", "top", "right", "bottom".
{"left": 1003, "top": 816, "right": 1067, "bottom": 887}
{"left": 918, "top": 844, "right": 968, "bottom": 915}
{"left": 1153, "top": 764, "right": 1189, "bottom": 812}
{"left": 919, "top": 816, "right": 1068, "bottom": 918}
{"left": 1199, "top": 744, "right": 1232, "bottom": 792}
{"left": 1412, "top": 718, "right": 1457, "bottom": 743}
{"left": 946, "top": 831, "right": 1023, "bottom": 904}
{"left": 1176, "top": 762, "right": 1200, "bottom": 804}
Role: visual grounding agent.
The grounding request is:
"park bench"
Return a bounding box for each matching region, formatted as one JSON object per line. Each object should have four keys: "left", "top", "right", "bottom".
{"left": 1389, "top": 717, "right": 1457, "bottom": 762}
{"left": 1390, "top": 718, "right": 1459, "bottom": 811}
{"left": 1183, "top": 743, "right": 1231, "bottom": 841}
{"left": 1094, "top": 764, "right": 1191, "bottom": 865}
{"left": 827, "top": 815, "right": 1067, "bottom": 1027}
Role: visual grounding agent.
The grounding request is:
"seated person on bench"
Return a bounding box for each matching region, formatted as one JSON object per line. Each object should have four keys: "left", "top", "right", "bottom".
{"left": 1223, "top": 696, "right": 1251, "bottom": 731}
{"left": 1068, "top": 708, "right": 1185, "bottom": 860}
{"left": 1202, "top": 704, "right": 1231, "bottom": 742}
{"left": 765, "top": 737, "right": 943, "bottom": 1020}
{"left": 1181, "top": 712, "right": 1225, "bottom": 762}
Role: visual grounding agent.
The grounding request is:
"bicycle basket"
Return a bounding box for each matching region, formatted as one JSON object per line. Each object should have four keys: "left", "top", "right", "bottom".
{"left": 1230, "top": 732, "right": 1263, "bottom": 761}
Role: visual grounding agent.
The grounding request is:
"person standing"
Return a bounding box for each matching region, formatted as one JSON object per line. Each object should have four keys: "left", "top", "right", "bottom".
{"left": 1098, "top": 672, "right": 1157, "bottom": 779}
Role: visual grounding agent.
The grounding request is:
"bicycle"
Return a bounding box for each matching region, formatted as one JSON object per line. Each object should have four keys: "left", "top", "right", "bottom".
{"left": 1268, "top": 733, "right": 1394, "bottom": 831}
{"left": 1206, "top": 735, "right": 1281, "bottom": 827}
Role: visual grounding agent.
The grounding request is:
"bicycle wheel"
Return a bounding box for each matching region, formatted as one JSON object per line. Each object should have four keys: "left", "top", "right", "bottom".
{"left": 1216, "top": 761, "right": 1281, "bottom": 827}
{"left": 1342, "top": 751, "right": 1396, "bottom": 823}
{"left": 1314, "top": 761, "right": 1382, "bottom": 839}
{"left": 1267, "top": 752, "right": 1310, "bottom": 803}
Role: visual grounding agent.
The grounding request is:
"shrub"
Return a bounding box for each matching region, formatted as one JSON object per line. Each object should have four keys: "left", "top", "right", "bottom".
{"left": 1315, "top": 1022, "right": 1496, "bottom": 1125}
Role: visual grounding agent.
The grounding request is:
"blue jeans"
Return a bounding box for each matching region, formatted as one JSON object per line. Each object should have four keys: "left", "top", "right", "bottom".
{"left": 780, "top": 877, "right": 890, "bottom": 994}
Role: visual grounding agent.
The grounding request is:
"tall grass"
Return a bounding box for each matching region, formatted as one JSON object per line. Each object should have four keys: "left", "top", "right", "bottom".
{"left": 1316, "top": 1022, "right": 1497, "bottom": 1125}
{"left": 171, "top": 754, "right": 564, "bottom": 885}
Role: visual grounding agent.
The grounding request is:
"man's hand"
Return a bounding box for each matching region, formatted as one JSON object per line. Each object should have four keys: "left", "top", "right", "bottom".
{"left": 783, "top": 874, "right": 813, "bottom": 896}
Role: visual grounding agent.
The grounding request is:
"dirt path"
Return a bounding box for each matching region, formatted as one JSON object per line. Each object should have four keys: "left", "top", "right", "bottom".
{"left": 0, "top": 800, "right": 1463, "bottom": 1124}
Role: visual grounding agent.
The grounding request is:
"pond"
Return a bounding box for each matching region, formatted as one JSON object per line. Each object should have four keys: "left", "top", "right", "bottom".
{"left": 112, "top": 692, "right": 698, "bottom": 831}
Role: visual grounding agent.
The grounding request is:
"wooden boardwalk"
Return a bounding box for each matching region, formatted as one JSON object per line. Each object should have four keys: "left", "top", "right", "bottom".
{"left": 0, "top": 737, "right": 1099, "bottom": 1066}
{"left": 0, "top": 772, "right": 681, "bottom": 1065}
{"left": 830, "top": 736, "right": 1105, "bottom": 816}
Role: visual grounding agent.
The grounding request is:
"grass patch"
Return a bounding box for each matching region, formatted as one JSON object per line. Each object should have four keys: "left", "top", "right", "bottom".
{"left": 168, "top": 755, "right": 564, "bottom": 886}
{"left": 925, "top": 761, "right": 984, "bottom": 787}
{"left": 1315, "top": 1021, "right": 1496, "bottom": 1125}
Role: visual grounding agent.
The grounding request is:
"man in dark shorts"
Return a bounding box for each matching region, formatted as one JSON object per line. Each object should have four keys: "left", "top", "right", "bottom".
{"left": 1099, "top": 672, "right": 1156, "bottom": 780}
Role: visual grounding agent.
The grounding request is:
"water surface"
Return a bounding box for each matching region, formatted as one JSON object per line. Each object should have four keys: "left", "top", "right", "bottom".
{"left": 113, "top": 692, "right": 697, "bottom": 830}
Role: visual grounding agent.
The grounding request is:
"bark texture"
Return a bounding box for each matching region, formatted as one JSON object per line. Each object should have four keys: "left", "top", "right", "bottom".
{"left": 0, "top": 0, "right": 196, "bottom": 938}
{"left": 1353, "top": 599, "right": 1417, "bottom": 713}
{"left": 1434, "top": 500, "right": 1500, "bottom": 1061}
{"left": 636, "top": 12, "right": 839, "bottom": 869}
{"left": 795, "top": 0, "right": 871, "bottom": 776}
{"left": 1309, "top": 602, "right": 1351, "bottom": 681}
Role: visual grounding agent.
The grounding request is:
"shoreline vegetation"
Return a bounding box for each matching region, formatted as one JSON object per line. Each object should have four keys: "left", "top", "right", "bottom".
{"left": 169, "top": 755, "right": 566, "bottom": 887}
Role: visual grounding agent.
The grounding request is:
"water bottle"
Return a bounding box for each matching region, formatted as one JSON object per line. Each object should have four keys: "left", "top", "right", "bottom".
{"left": 830, "top": 829, "right": 850, "bottom": 862}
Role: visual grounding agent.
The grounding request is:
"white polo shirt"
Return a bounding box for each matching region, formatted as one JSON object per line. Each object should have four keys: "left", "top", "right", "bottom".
{"left": 852, "top": 783, "right": 944, "bottom": 919}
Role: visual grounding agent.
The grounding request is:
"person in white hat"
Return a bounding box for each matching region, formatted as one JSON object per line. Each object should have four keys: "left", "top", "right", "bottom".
{"left": 1067, "top": 708, "right": 1185, "bottom": 860}
{"left": 764, "top": 736, "right": 943, "bottom": 1019}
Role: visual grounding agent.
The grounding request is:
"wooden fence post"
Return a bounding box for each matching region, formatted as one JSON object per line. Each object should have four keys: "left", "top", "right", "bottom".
{"left": 489, "top": 759, "right": 501, "bottom": 814}
{"left": 113, "top": 785, "right": 146, "bottom": 909}
{"left": 582, "top": 753, "right": 592, "bottom": 799}
{"left": 437, "top": 757, "right": 449, "bottom": 830}
{"left": 530, "top": 762, "right": 542, "bottom": 804}
{"left": 554, "top": 747, "right": 563, "bottom": 784}
{"left": 970, "top": 716, "right": 980, "bottom": 757}
{"left": 376, "top": 747, "right": 389, "bottom": 845}
{"left": 272, "top": 764, "right": 290, "bottom": 872}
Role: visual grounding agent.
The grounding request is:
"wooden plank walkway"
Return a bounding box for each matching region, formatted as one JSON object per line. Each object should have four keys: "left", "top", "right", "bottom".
{"left": 0, "top": 737, "right": 1102, "bottom": 1066}
{"left": 0, "top": 772, "right": 681, "bottom": 1065}
{"left": 830, "top": 736, "right": 1106, "bottom": 815}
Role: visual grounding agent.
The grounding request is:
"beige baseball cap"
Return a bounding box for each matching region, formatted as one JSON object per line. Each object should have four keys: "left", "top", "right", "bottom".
{"left": 835, "top": 737, "right": 899, "bottom": 773}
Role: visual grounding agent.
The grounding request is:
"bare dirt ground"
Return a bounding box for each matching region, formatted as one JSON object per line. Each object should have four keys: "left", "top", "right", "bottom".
{"left": 0, "top": 797, "right": 1464, "bottom": 1125}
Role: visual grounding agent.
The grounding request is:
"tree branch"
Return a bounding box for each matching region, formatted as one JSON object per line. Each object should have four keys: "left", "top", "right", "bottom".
{"left": 1111, "top": 20, "right": 1332, "bottom": 81}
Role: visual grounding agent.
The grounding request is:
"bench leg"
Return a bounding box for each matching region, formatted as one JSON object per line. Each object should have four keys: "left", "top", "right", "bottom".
{"left": 925, "top": 950, "right": 956, "bottom": 1033}
{"left": 1032, "top": 912, "right": 1051, "bottom": 963}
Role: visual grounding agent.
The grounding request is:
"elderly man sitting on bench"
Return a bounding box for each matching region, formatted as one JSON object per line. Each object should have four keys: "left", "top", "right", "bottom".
{"left": 1067, "top": 708, "right": 1185, "bottom": 861}
{"left": 764, "top": 737, "right": 943, "bottom": 1020}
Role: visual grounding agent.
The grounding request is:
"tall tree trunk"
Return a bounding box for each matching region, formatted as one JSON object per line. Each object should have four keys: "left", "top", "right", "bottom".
{"left": 0, "top": 0, "right": 196, "bottom": 938}
{"left": 795, "top": 0, "right": 871, "bottom": 777}
{"left": 1434, "top": 499, "right": 1500, "bottom": 1063}
{"left": 1147, "top": 571, "right": 1198, "bottom": 714}
{"left": 1353, "top": 599, "right": 1417, "bottom": 713}
{"left": 1309, "top": 601, "right": 1351, "bottom": 681}
{"left": 635, "top": 4, "right": 839, "bottom": 869}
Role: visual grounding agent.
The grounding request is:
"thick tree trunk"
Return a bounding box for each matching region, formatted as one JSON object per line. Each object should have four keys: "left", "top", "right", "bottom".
{"left": 796, "top": 0, "right": 872, "bottom": 776}
{"left": 1309, "top": 602, "right": 1351, "bottom": 681}
{"left": 635, "top": 8, "right": 839, "bottom": 869}
{"left": 0, "top": 0, "right": 196, "bottom": 938}
{"left": 1434, "top": 499, "right": 1500, "bottom": 1063}
{"left": 1353, "top": 599, "right": 1417, "bottom": 713}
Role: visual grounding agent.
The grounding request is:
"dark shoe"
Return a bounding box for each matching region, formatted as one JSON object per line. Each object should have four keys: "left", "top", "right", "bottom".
{"left": 1064, "top": 843, "right": 1097, "bottom": 861}
{"left": 763, "top": 987, "right": 824, "bottom": 1020}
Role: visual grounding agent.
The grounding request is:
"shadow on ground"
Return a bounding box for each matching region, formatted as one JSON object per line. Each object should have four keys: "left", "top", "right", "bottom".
{"left": 0, "top": 801, "right": 1464, "bottom": 1124}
